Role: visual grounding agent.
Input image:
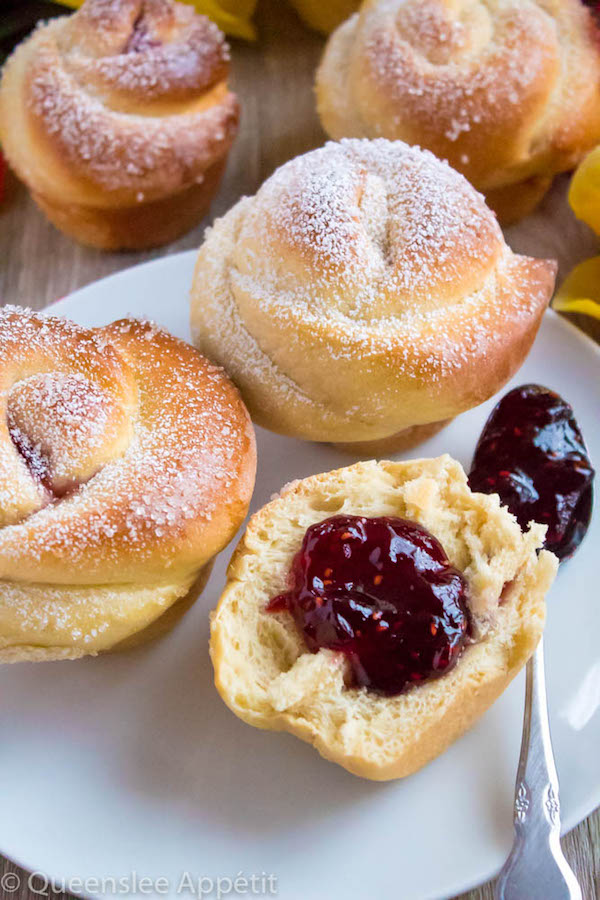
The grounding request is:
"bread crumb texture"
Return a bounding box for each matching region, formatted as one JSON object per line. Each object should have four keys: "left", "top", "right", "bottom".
{"left": 211, "top": 455, "right": 557, "bottom": 779}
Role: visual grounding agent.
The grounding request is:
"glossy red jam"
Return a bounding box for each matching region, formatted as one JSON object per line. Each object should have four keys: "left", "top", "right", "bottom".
{"left": 269, "top": 515, "right": 471, "bottom": 696}
{"left": 469, "top": 384, "right": 594, "bottom": 561}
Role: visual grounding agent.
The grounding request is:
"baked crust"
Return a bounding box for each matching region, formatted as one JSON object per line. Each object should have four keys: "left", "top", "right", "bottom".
{"left": 0, "top": 0, "right": 239, "bottom": 249}
{"left": 210, "top": 456, "right": 557, "bottom": 780}
{"left": 316, "top": 0, "right": 600, "bottom": 222}
{"left": 0, "top": 561, "right": 213, "bottom": 664}
{"left": 191, "top": 139, "right": 556, "bottom": 448}
{"left": 0, "top": 307, "right": 256, "bottom": 661}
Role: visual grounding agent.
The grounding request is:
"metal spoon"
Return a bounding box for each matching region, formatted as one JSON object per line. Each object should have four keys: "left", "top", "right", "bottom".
{"left": 495, "top": 638, "right": 582, "bottom": 900}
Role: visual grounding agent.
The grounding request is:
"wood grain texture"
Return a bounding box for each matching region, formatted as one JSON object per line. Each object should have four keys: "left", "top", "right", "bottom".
{"left": 0, "top": 0, "right": 598, "bottom": 898}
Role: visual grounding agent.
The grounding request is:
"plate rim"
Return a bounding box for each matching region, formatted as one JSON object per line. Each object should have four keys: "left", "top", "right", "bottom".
{"left": 3, "top": 250, "right": 599, "bottom": 900}
{"left": 43, "top": 246, "right": 600, "bottom": 368}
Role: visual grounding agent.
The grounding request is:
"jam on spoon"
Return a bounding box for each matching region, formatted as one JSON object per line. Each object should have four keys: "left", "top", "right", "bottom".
{"left": 468, "top": 384, "right": 594, "bottom": 561}
{"left": 269, "top": 515, "right": 471, "bottom": 696}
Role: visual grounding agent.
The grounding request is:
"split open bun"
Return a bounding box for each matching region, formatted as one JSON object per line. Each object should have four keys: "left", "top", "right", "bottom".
{"left": 210, "top": 455, "right": 557, "bottom": 780}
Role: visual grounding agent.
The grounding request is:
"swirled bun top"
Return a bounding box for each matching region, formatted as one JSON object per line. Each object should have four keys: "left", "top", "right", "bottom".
{"left": 0, "top": 0, "right": 239, "bottom": 206}
{"left": 316, "top": 0, "right": 600, "bottom": 221}
{"left": 191, "top": 138, "right": 556, "bottom": 446}
{"left": 0, "top": 307, "right": 256, "bottom": 662}
{"left": 0, "top": 308, "right": 256, "bottom": 587}
{"left": 234, "top": 137, "right": 500, "bottom": 308}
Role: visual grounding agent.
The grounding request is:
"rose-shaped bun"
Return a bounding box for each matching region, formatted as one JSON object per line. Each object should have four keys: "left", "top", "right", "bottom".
{"left": 0, "top": 307, "right": 256, "bottom": 663}
{"left": 0, "top": 0, "right": 239, "bottom": 249}
{"left": 316, "top": 0, "right": 600, "bottom": 223}
{"left": 191, "top": 139, "right": 556, "bottom": 453}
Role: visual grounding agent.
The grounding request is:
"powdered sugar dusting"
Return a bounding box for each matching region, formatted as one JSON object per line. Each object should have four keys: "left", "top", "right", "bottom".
{"left": 8, "top": 372, "right": 115, "bottom": 489}
{"left": 318, "top": 0, "right": 600, "bottom": 187}
{"left": 191, "top": 138, "right": 555, "bottom": 439}
{"left": 0, "top": 307, "right": 254, "bottom": 587}
{"left": 64, "top": 2, "right": 229, "bottom": 100}
{"left": 11, "top": 0, "right": 237, "bottom": 194}
{"left": 234, "top": 138, "right": 502, "bottom": 316}
{"left": 360, "top": 0, "right": 557, "bottom": 149}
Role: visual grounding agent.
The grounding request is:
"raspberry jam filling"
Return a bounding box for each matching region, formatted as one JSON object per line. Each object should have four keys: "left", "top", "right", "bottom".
{"left": 125, "top": 17, "right": 162, "bottom": 53}
{"left": 581, "top": 0, "right": 600, "bottom": 13}
{"left": 269, "top": 515, "right": 471, "bottom": 696}
{"left": 9, "top": 427, "right": 79, "bottom": 501}
{"left": 9, "top": 426, "right": 52, "bottom": 493}
{"left": 469, "top": 384, "right": 594, "bottom": 561}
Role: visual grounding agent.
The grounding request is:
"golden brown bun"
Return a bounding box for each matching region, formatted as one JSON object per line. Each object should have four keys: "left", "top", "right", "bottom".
{"left": 211, "top": 456, "right": 558, "bottom": 780}
{"left": 191, "top": 139, "right": 556, "bottom": 449}
{"left": 0, "top": 307, "right": 256, "bottom": 662}
{"left": 316, "top": 0, "right": 600, "bottom": 223}
{"left": 107, "top": 560, "right": 213, "bottom": 653}
{"left": 334, "top": 418, "right": 451, "bottom": 456}
{"left": 0, "top": 0, "right": 239, "bottom": 250}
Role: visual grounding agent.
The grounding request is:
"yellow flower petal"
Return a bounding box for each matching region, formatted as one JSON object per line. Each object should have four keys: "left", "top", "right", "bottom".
{"left": 288, "top": 0, "right": 360, "bottom": 33}
{"left": 192, "top": 0, "right": 257, "bottom": 39}
{"left": 55, "top": 0, "right": 257, "bottom": 40}
{"left": 569, "top": 146, "right": 600, "bottom": 237}
{"left": 552, "top": 256, "right": 600, "bottom": 320}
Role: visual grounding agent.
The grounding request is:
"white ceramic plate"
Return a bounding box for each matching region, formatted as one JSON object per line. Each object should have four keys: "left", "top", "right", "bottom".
{"left": 1, "top": 251, "right": 599, "bottom": 900}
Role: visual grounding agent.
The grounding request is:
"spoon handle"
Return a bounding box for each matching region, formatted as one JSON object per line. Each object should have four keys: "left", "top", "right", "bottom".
{"left": 495, "top": 639, "right": 582, "bottom": 900}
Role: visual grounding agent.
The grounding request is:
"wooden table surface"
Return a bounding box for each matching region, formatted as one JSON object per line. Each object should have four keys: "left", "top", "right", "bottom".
{"left": 0, "top": 1, "right": 599, "bottom": 897}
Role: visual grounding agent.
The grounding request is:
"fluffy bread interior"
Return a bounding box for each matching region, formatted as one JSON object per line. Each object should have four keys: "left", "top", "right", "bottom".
{"left": 210, "top": 456, "right": 557, "bottom": 780}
